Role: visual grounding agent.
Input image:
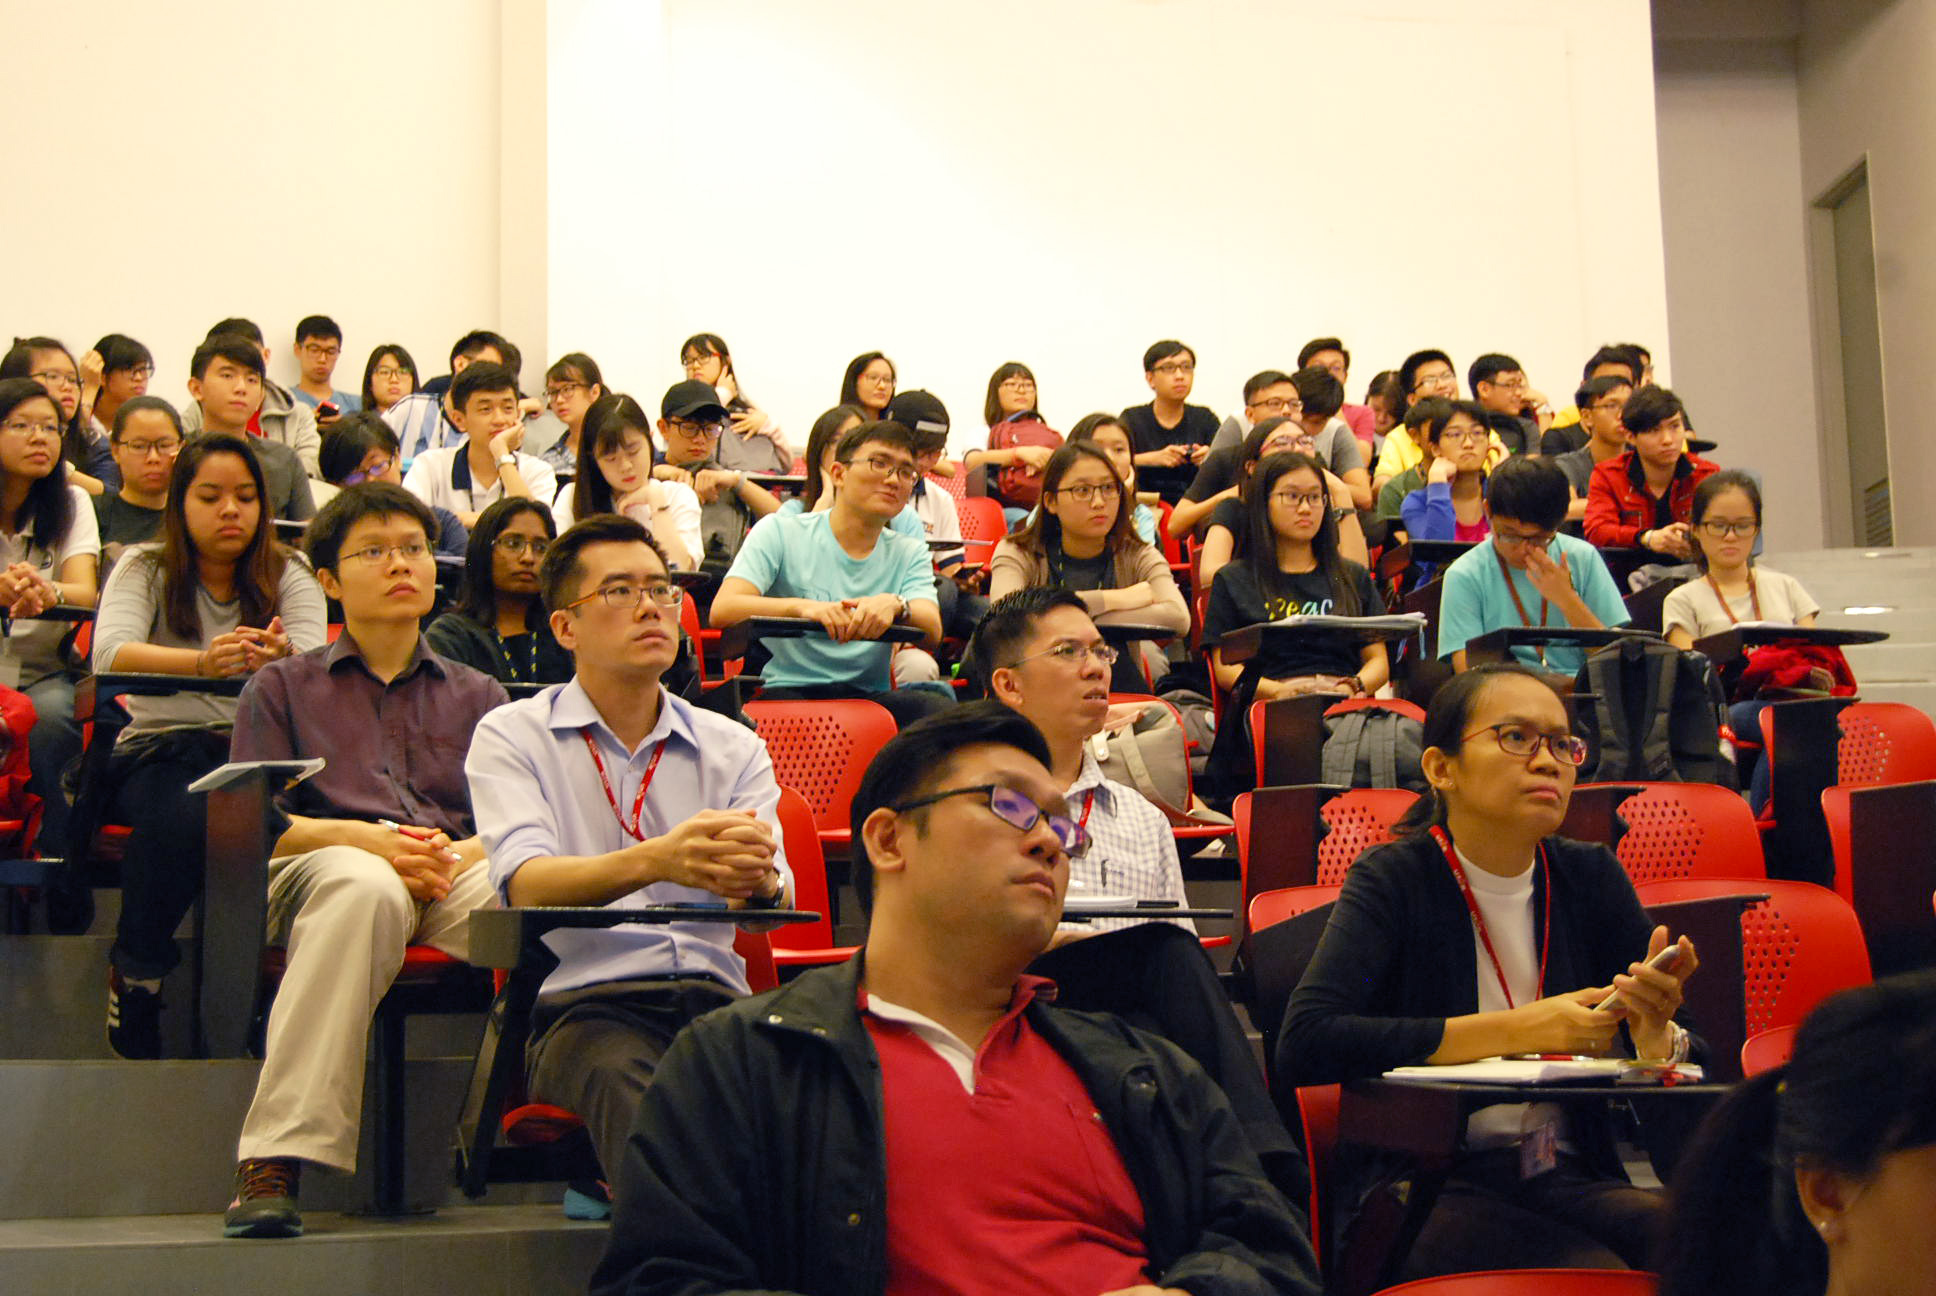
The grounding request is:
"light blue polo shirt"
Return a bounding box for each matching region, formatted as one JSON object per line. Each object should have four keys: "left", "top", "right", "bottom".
{"left": 725, "top": 510, "right": 938, "bottom": 690}
{"left": 1437, "top": 532, "right": 1629, "bottom": 675}
{"left": 776, "top": 495, "right": 925, "bottom": 542}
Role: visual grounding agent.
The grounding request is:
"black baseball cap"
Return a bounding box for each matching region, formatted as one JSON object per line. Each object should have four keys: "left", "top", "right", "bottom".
{"left": 660, "top": 379, "right": 729, "bottom": 422}
{"left": 885, "top": 389, "right": 950, "bottom": 440}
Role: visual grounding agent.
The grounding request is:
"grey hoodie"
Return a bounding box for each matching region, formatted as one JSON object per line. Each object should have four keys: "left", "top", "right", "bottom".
{"left": 182, "top": 377, "right": 321, "bottom": 478}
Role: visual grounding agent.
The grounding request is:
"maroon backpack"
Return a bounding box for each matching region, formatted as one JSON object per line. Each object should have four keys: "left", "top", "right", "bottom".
{"left": 990, "top": 414, "right": 1063, "bottom": 507}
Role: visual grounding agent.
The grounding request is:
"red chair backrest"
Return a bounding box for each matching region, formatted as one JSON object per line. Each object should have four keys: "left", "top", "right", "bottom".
{"left": 1635, "top": 878, "right": 1872, "bottom": 1038}
{"left": 1837, "top": 701, "right": 1936, "bottom": 787}
{"left": 927, "top": 467, "right": 970, "bottom": 502}
{"left": 769, "top": 785, "right": 838, "bottom": 952}
{"left": 956, "top": 496, "right": 1009, "bottom": 566}
{"left": 1248, "top": 883, "right": 1343, "bottom": 933}
{"left": 733, "top": 929, "right": 778, "bottom": 994}
{"left": 1611, "top": 782, "right": 1767, "bottom": 885}
{"left": 1821, "top": 784, "right": 1856, "bottom": 904}
{"left": 1740, "top": 1023, "right": 1799, "bottom": 1076}
{"left": 744, "top": 699, "right": 898, "bottom": 839}
{"left": 1295, "top": 1083, "right": 1340, "bottom": 1268}
{"left": 1315, "top": 788, "right": 1417, "bottom": 886}
{"left": 1369, "top": 1270, "right": 1658, "bottom": 1295}
{"left": 679, "top": 591, "right": 708, "bottom": 680}
{"left": 1153, "top": 499, "right": 1184, "bottom": 566}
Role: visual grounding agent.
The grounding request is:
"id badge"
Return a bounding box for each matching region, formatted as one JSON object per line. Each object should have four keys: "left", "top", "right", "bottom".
{"left": 1518, "top": 1118, "right": 1559, "bottom": 1179}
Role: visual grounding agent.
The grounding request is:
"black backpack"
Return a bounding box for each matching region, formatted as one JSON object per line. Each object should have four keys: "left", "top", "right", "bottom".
{"left": 1572, "top": 637, "right": 1733, "bottom": 786}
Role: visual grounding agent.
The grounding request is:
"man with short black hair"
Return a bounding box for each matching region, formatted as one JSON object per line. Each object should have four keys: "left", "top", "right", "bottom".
{"left": 1540, "top": 344, "right": 1646, "bottom": 453}
{"left": 1438, "top": 457, "right": 1630, "bottom": 678}
{"left": 1297, "top": 335, "right": 1376, "bottom": 449}
{"left": 1554, "top": 374, "right": 1636, "bottom": 519}
{"left": 1583, "top": 385, "right": 1717, "bottom": 558}
{"left": 1119, "top": 339, "right": 1219, "bottom": 504}
{"left": 593, "top": 702, "right": 1320, "bottom": 1296}
{"left": 1373, "top": 349, "right": 1509, "bottom": 493}
{"left": 184, "top": 336, "right": 316, "bottom": 522}
{"left": 290, "top": 315, "right": 359, "bottom": 424}
{"left": 383, "top": 329, "right": 522, "bottom": 463}
{"left": 652, "top": 379, "right": 783, "bottom": 574}
{"left": 1467, "top": 352, "right": 1546, "bottom": 456}
{"left": 222, "top": 483, "right": 508, "bottom": 1239}
{"left": 711, "top": 420, "right": 949, "bottom": 728}
{"left": 401, "top": 361, "right": 556, "bottom": 527}
{"left": 1183, "top": 369, "right": 1368, "bottom": 534}
{"left": 180, "top": 319, "right": 322, "bottom": 477}
{"left": 466, "top": 514, "right": 792, "bottom": 1213}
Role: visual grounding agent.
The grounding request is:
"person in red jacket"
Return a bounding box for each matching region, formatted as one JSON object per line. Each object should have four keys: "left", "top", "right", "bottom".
{"left": 1582, "top": 385, "right": 1717, "bottom": 559}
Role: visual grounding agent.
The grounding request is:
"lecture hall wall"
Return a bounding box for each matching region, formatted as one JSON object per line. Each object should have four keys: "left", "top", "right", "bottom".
{"left": 22, "top": 0, "right": 1684, "bottom": 506}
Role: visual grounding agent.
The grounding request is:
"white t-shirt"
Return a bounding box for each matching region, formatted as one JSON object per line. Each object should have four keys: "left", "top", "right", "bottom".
{"left": 402, "top": 445, "right": 558, "bottom": 518}
{"left": 552, "top": 480, "right": 703, "bottom": 569}
{"left": 0, "top": 483, "right": 101, "bottom": 687}
{"left": 1661, "top": 568, "right": 1819, "bottom": 641}
{"left": 1456, "top": 847, "right": 1566, "bottom": 1150}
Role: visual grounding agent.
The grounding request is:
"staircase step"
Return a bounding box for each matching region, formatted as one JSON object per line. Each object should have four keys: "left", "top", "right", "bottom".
{"left": 0, "top": 1205, "right": 605, "bottom": 1295}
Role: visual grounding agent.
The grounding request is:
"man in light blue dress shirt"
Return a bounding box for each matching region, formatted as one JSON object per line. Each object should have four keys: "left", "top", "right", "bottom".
{"left": 466, "top": 513, "right": 792, "bottom": 1207}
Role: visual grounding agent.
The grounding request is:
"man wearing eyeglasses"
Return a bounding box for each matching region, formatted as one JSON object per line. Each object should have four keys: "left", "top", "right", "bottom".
{"left": 1553, "top": 374, "right": 1636, "bottom": 523}
{"left": 1468, "top": 352, "right": 1548, "bottom": 457}
{"left": 712, "top": 419, "right": 949, "bottom": 727}
{"left": 465, "top": 513, "right": 791, "bottom": 1218}
{"left": 652, "top": 379, "right": 782, "bottom": 577}
{"left": 222, "top": 484, "right": 509, "bottom": 1238}
{"left": 1119, "top": 339, "right": 1220, "bottom": 505}
{"left": 289, "top": 315, "right": 361, "bottom": 425}
{"left": 593, "top": 702, "right": 1319, "bottom": 1296}
{"left": 1583, "top": 386, "right": 1718, "bottom": 559}
{"left": 1438, "top": 457, "right": 1630, "bottom": 681}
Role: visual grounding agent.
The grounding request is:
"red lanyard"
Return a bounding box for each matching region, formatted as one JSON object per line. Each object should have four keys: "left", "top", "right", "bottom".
{"left": 1706, "top": 571, "right": 1760, "bottom": 625}
{"left": 582, "top": 732, "right": 667, "bottom": 841}
{"left": 1493, "top": 545, "right": 1549, "bottom": 663}
{"left": 1431, "top": 825, "right": 1550, "bottom": 1009}
{"left": 1078, "top": 789, "right": 1096, "bottom": 832}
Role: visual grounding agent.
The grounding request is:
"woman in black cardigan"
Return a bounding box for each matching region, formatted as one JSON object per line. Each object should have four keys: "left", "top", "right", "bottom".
{"left": 1279, "top": 662, "right": 1701, "bottom": 1276}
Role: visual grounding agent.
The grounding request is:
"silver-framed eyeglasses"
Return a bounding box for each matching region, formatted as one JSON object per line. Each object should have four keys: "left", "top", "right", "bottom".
{"left": 563, "top": 581, "right": 683, "bottom": 613}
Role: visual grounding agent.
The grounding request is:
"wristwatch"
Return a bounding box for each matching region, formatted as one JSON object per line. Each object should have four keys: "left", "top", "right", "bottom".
{"left": 744, "top": 871, "right": 786, "bottom": 909}
{"left": 496, "top": 453, "right": 518, "bottom": 468}
{"left": 890, "top": 593, "right": 908, "bottom": 621}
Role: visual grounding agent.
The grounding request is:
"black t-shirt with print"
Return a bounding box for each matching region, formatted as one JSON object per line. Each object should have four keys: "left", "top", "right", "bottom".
{"left": 1203, "top": 559, "right": 1386, "bottom": 679}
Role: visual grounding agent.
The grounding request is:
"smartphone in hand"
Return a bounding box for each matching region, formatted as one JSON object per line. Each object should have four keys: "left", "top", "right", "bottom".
{"left": 1594, "top": 941, "right": 1687, "bottom": 1014}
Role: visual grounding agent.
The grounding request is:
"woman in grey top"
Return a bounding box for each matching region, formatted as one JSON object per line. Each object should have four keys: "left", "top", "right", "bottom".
{"left": 92, "top": 434, "right": 326, "bottom": 1058}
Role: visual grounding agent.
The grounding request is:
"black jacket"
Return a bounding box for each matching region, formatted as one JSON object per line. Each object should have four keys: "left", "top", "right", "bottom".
{"left": 422, "top": 609, "right": 575, "bottom": 686}
{"left": 1277, "top": 833, "right": 1704, "bottom": 1242}
{"left": 592, "top": 957, "right": 1320, "bottom": 1296}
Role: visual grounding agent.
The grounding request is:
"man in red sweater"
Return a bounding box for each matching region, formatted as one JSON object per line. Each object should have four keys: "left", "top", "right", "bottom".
{"left": 1583, "top": 385, "right": 1718, "bottom": 559}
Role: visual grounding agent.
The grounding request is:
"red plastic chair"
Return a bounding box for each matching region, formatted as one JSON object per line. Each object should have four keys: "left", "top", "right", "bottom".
{"left": 1315, "top": 788, "right": 1418, "bottom": 886}
{"left": 1740, "top": 1023, "right": 1799, "bottom": 1076}
{"left": 769, "top": 785, "right": 859, "bottom": 968}
{"left": 926, "top": 466, "right": 970, "bottom": 502}
{"left": 1152, "top": 499, "right": 1194, "bottom": 589}
{"left": 1821, "top": 784, "right": 1857, "bottom": 905}
{"left": 744, "top": 699, "right": 898, "bottom": 852}
{"left": 1248, "top": 883, "right": 1344, "bottom": 933}
{"left": 1837, "top": 701, "right": 1936, "bottom": 787}
{"left": 1606, "top": 782, "right": 1766, "bottom": 885}
{"left": 956, "top": 496, "right": 1009, "bottom": 567}
{"left": 1634, "top": 878, "right": 1872, "bottom": 1038}
{"left": 1369, "top": 1270, "right": 1657, "bottom": 1295}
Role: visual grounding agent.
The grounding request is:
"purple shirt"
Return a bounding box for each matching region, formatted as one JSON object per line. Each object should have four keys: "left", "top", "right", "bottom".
{"left": 230, "top": 631, "right": 509, "bottom": 838}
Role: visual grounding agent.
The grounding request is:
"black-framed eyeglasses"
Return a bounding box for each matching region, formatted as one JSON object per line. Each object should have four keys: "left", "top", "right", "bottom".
{"left": 493, "top": 534, "right": 552, "bottom": 557}
{"left": 889, "top": 783, "right": 1090, "bottom": 857}
{"left": 1051, "top": 481, "right": 1121, "bottom": 504}
{"left": 563, "top": 581, "right": 683, "bottom": 613}
{"left": 1463, "top": 722, "right": 1588, "bottom": 767}
{"left": 1696, "top": 520, "right": 1757, "bottom": 539}
{"left": 545, "top": 382, "right": 585, "bottom": 402}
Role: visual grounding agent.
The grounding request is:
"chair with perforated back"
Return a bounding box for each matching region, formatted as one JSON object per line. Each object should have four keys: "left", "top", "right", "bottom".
{"left": 1315, "top": 789, "right": 1417, "bottom": 886}
{"left": 956, "top": 496, "right": 1009, "bottom": 567}
{"left": 1367, "top": 1270, "right": 1657, "bottom": 1296}
{"left": 744, "top": 699, "right": 898, "bottom": 854}
{"left": 1603, "top": 781, "right": 1767, "bottom": 885}
{"left": 1741, "top": 1023, "right": 1799, "bottom": 1076}
{"left": 927, "top": 466, "right": 970, "bottom": 502}
{"left": 1837, "top": 701, "right": 1936, "bottom": 787}
{"left": 1634, "top": 877, "right": 1872, "bottom": 1040}
{"left": 769, "top": 785, "right": 859, "bottom": 968}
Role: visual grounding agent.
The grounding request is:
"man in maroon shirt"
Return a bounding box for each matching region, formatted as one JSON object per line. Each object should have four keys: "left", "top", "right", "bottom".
{"left": 221, "top": 484, "right": 508, "bottom": 1239}
{"left": 593, "top": 702, "right": 1318, "bottom": 1296}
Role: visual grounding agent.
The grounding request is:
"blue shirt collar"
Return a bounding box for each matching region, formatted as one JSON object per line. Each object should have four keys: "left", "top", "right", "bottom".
{"left": 545, "top": 677, "right": 695, "bottom": 756}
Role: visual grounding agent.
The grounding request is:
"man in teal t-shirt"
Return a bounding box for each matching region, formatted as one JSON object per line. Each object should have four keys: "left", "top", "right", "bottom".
{"left": 1437, "top": 457, "right": 1629, "bottom": 679}
{"left": 712, "top": 420, "right": 950, "bottom": 727}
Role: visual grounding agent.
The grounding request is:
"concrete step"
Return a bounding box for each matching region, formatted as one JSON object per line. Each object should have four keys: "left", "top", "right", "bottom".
{"left": 0, "top": 1205, "right": 605, "bottom": 1296}
{"left": 0, "top": 1051, "right": 530, "bottom": 1219}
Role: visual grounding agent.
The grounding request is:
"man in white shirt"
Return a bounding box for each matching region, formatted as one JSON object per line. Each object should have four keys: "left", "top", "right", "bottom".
{"left": 401, "top": 362, "right": 556, "bottom": 528}
{"left": 966, "top": 587, "right": 1304, "bottom": 1199}
{"left": 383, "top": 330, "right": 520, "bottom": 464}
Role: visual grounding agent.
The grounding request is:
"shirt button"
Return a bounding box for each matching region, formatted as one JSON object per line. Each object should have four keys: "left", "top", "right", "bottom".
{"left": 811, "top": 1027, "right": 828, "bottom": 1037}
{"left": 766, "top": 1014, "right": 783, "bottom": 1024}
{"left": 845, "top": 1212, "right": 862, "bottom": 1227}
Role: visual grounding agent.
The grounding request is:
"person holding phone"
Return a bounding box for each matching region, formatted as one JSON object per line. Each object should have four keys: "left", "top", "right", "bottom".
{"left": 1279, "top": 663, "right": 1701, "bottom": 1276}
{"left": 1119, "top": 339, "right": 1218, "bottom": 505}
{"left": 289, "top": 316, "right": 360, "bottom": 426}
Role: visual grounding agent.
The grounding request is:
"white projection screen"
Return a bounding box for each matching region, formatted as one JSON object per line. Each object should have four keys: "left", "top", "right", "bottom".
{"left": 546, "top": 0, "right": 1668, "bottom": 455}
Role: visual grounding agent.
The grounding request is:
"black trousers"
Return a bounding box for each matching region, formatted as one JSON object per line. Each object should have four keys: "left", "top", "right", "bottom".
{"left": 1400, "top": 1148, "right": 1665, "bottom": 1276}
{"left": 1029, "top": 921, "right": 1308, "bottom": 1208}
{"left": 107, "top": 729, "right": 230, "bottom": 981}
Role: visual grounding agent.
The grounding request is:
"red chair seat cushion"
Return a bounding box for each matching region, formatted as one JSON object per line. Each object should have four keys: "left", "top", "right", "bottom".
{"left": 502, "top": 1102, "right": 585, "bottom": 1145}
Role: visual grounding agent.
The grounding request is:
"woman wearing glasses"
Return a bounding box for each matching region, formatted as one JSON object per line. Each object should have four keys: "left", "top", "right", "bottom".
{"left": 1664, "top": 471, "right": 1818, "bottom": 812}
{"left": 966, "top": 363, "right": 1061, "bottom": 523}
{"left": 538, "top": 352, "right": 606, "bottom": 485}
{"left": 839, "top": 351, "right": 897, "bottom": 421}
{"left": 681, "top": 334, "right": 789, "bottom": 471}
{"left": 1196, "top": 418, "right": 1367, "bottom": 592}
{"left": 426, "top": 497, "right": 575, "bottom": 686}
{"left": 81, "top": 334, "right": 154, "bottom": 441}
{"left": 557, "top": 395, "right": 699, "bottom": 572}
{"left": 318, "top": 415, "right": 468, "bottom": 556}
{"left": 358, "top": 344, "right": 418, "bottom": 418}
{"left": 1280, "top": 663, "right": 1701, "bottom": 1277}
{"left": 0, "top": 337, "right": 117, "bottom": 495}
{"left": 92, "top": 434, "right": 327, "bottom": 1057}
{"left": 1400, "top": 399, "right": 1495, "bottom": 543}
{"left": 989, "top": 442, "right": 1186, "bottom": 691}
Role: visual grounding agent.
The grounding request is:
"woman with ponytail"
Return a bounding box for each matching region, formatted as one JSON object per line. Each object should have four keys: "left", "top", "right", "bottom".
{"left": 1279, "top": 663, "right": 1702, "bottom": 1276}
{"left": 1660, "top": 971, "right": 1936, "bottom": 1296}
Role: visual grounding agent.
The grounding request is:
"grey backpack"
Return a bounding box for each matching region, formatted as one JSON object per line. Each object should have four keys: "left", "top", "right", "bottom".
{"left": 1319, "top": 698, "right": 1429, "bottom": 791}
